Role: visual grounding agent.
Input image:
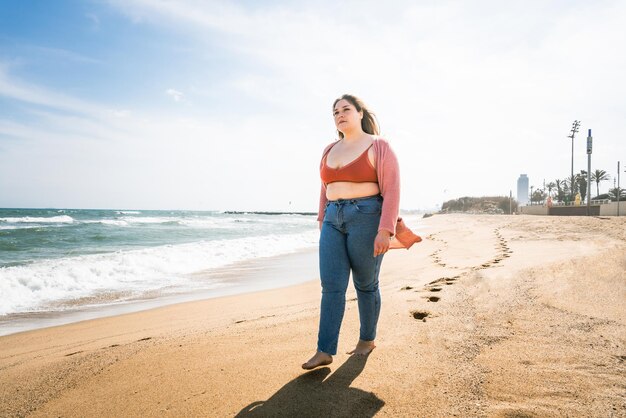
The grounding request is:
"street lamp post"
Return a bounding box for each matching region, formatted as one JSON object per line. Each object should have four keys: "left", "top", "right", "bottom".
{"left": 618, "top": 161, "right": 621, "bottom": 216}
{"left": 586, "top": 130, "right": 592, "bottom": 215}
{"left": 568, "top": 120, "right": 581, "bottom": 201}
{"left": 530, "top": 186, "right": 534, "bottom": 206}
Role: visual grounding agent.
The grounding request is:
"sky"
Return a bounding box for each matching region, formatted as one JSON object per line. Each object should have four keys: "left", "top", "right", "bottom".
{"left": 0, "top": 0, "right": 625, "bottom": 212}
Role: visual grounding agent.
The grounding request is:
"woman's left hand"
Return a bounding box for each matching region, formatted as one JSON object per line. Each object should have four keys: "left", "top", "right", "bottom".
{"left": 373, "top": 230, "right": 391, "bottom": 257}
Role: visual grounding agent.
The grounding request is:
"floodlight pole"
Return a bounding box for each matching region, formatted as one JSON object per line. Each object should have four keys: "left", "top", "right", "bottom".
{"left": 568, "top": 120, "right": 581, "bottom": 202}
{"left": 618, "top": 161, "right": 621, "bottom": 216}
{"left": 586, "top": 129, "right": 592, "bottom": 215}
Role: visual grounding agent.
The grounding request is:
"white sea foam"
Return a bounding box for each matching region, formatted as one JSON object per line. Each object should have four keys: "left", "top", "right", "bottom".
{"left": 177, "top": 218, "right": 232, "bottom": 228}
{"left": 0, "top": 215, "right": 75, "bottom": 224}
{"left": 120, "top": 216, "right": 180, "bottom": 224}
{"left": 82, "top": 219, "right": 130, "bottom": 227}
{"left": 0, "top": 230, "right": 319, "bottom": 316}
{"left": 115, "top": 210, "right": 141, "bottom": 214}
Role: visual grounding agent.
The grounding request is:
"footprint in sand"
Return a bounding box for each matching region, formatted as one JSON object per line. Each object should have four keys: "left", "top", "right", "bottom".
{"left": 409, "top": 273, "right": 468, "bottom": 321}
{"left": 428, "top": 238, "right": 452, "bottom": 268}
{"left": 411, "top": 310, "right": 430, "bottom": 321}
{"left": 471, "top": 229, "right": 513, "bottom": 271}
{"left": 425, "top": 276, "right": 459, "bottom": 290}
{"left": 437, "top": 276, "right": 459, "bottom": 284}
{"left": 409, "top": 273, "right": 468, "bottom": 322}
{"left": 430, "top": 251, "right": 448, "bottom": 267}
{"left": 428, "top": 277, "right": 444, "bottom": 285}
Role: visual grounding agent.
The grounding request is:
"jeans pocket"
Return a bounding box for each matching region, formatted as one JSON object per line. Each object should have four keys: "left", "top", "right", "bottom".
{"left": 354, "top": 200, "right": 382, "bottom": 215}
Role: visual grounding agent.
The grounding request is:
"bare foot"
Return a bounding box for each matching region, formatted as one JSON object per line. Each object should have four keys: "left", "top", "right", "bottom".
{"left": 347, "top": 340, "right": 376, "bottom": 355}
{"left": 302, "top": 351, "right": 333, "bottom": 370}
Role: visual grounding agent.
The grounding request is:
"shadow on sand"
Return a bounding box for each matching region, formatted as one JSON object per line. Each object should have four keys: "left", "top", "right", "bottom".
{"left": 236, "top": 355, "right": 384, "bottom": 417}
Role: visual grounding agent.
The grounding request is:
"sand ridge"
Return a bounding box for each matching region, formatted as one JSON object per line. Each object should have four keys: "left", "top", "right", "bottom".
{"left": 1, "top": 214, "right": 624, "bottom": 417}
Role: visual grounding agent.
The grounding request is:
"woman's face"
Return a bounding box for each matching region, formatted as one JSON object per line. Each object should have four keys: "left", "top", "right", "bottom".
{"left": 333, "top": 99, "right": 362, "bottom": 134}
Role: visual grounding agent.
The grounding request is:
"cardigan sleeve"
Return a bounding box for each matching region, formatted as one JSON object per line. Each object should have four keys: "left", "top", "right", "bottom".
{"left": 317, "top": 142, "right": 335, "bottom": 222}
{"left": 376, "top": 140, "right": 401, "bottom": 235}
{"left": 317, "top": 182, "right": 328, "bottom": 222}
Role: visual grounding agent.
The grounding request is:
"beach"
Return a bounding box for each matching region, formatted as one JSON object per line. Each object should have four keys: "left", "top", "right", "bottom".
{"left": 1, "top": 214, "right": 625, "bottom": 417}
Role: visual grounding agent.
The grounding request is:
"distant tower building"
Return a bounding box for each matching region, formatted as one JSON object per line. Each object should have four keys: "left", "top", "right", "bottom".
{"left": 517, "top": 174, "right": 529, "bottom": 205}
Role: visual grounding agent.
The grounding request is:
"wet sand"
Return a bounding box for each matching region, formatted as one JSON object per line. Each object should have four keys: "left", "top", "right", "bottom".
{"left": 1, "top": 214, "right": 624, "bottom": 417}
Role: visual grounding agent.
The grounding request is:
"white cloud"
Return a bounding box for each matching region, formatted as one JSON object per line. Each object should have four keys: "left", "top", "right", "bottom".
{"left": 104, "top": 0, "right": 626, "bottom": 206}
{"left": 0, "top": 65, "right": 322, "bottom": 211}
{"left": 2, "top": 1, "right": 625, "bottom": 210}
{"left": 85, "top": 13, "right": 101, "bottom": 30}
{"left": 166, "top": 88, "right": 184, "bottom": 102}
{"left": 0, "top": 66, "right": 105, "bottom": 117}
{"left": 29, "top": 45, "right": 101, "bottom": 64}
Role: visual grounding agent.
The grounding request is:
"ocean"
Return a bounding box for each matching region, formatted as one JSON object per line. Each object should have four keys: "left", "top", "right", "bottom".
{"left": 0, "top": 208, "right": 319, "bottom": 334}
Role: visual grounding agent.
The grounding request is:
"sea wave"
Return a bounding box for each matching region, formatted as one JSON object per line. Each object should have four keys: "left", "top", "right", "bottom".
{"left": 82, "top": 219, "right": 130, "bottom": 227}
{"left": 0, "top": 230, "right": 319, "bottom": 316}
{"left": 119, "top": 216, "right": 180, "bottom": 224}
{"left": 0, "top": 215, "right": 75, "bottom": 224}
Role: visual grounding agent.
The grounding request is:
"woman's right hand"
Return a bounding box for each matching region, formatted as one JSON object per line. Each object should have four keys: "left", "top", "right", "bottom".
{"left": 319, "top": 221, "right": 323, "bottom": 231}
{"left": 373, "top": 230, "right": 391, "bottom": 257}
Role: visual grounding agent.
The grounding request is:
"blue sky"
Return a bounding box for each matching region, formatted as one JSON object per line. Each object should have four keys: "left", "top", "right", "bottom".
{"left": 1, "top": 0, "right": 625, "bottom": 211}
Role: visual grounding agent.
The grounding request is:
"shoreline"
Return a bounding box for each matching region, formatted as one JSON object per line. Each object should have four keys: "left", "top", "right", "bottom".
{"left": 0, "top": 247, "right": 320, "bottom": 337}
{"left": 0, "top": 213, "right": 427, "bottom": 338}
{"left": 1, "top": 214, "right": 624, "bottom": 417}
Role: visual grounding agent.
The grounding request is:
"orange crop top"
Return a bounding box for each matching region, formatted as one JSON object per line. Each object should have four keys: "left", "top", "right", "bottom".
{"left": 320, "top": 145, "right": 378, "bottom": 184}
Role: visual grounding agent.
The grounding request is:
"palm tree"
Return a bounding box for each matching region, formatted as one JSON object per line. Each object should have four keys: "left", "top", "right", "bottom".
{"left": 546, "top": 181, "right": 556, "bottom": 198}
{"left": 576, "top": 170, "right": 588, "bottom": 203}
{"left": 608, "top": 187, "right": 626, "bottom": 201}
{"left": 569, "top": 173, "right": 577, "bottom": 200}
{"left": 532, "top": 189, "right": 546, "bottom": 204}
{"left": 591, "top": 169, "right": 611, "bottom": 198}
{"left": 555, "top": 179, "right": 565, "bottom": 202}
{"left": 563, "top": 178, "right": 575, "bottom": 200}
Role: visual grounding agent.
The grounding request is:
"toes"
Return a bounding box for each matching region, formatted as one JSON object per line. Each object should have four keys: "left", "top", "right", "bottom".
{"left": 302, "top": 354, "right": 332, "bottom": 369}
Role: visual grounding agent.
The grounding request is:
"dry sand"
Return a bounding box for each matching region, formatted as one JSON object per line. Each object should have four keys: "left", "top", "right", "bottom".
{"left": 1, "top": 214, "right": 624, "bottom": 417}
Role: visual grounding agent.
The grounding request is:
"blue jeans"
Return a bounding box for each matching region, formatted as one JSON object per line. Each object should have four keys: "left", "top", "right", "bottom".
{"left": 318, "top": 194, "right": 384, "bottom": 355}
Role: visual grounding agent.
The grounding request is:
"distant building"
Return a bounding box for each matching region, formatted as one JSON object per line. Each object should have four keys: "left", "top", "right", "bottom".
{"left": 517, "top": 174, "right": 529, "bottom": 205}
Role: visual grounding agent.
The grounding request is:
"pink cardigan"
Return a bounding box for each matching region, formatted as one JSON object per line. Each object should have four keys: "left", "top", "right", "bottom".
{"left": 317, "top": 138, "right": 421, "bottom": 249}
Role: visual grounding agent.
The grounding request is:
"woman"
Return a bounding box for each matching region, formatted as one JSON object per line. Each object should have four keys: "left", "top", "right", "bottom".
{"left": 302, "top": 94, "right": 420, "bottom": 370}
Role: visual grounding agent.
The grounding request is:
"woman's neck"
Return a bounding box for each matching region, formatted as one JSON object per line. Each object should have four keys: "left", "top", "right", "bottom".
{"left": 341, "top": 129, "right": 368, "bottom": 142}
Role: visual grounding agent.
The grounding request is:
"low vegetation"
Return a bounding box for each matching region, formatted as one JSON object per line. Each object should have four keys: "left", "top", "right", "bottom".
{"left": 440, "top": 196, "right": 517, "bottom": 214}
